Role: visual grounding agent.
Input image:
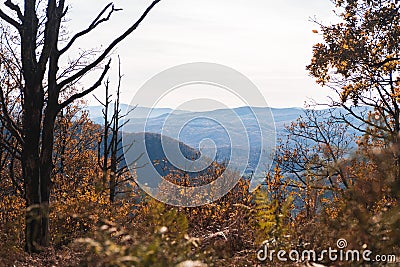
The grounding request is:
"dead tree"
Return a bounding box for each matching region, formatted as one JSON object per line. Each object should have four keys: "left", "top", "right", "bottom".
{"left": 97, "top": 79, "right": 113, "bottom": 187}
{"left": 96, "top": 57, "right": 135, "bottom": 203}
{"left": 0, "top": 0, "right": 161, "bottom": 252}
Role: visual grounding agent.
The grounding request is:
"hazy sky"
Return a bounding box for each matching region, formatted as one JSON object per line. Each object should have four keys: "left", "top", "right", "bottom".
{"left": 63, "top": 0, "right": 338, "bottom": 108}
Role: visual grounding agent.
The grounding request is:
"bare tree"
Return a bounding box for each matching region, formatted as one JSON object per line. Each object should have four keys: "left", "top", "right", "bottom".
{"left": 0, "top": 0, "right": 161, "bottom": 252}
{"left": 275, "top": 108, "right": 354, "bottom": 217}
{"left": 96, "top": 57, "right": 135, "bottom": 203}
{"left": 97, "top": 79, "right": 113, "bottom": 187}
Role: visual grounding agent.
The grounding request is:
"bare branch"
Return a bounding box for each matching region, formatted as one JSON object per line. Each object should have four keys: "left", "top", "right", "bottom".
{"left": 57, "top": 0, "right": 161, "bottom": 90}
{"left": 0, "top": 87, "right": 23, "bottom": 144}
{"left": 93, "top": 94, "right": 106, "bottom": 107}
{"left": 0, "top": 8, "right": 21, "bottom": 29}
{"left": 57, "top": 59, "right": 111, "bottom": 111}
{"left": 5, "top": 0, "right": 23, "bottom": 22}
{"left": 59, "top": 3, "right": 122, "bottom": 55}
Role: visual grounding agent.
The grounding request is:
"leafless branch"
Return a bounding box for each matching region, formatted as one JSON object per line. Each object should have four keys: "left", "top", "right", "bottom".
{"left": 57, "top": 0, "right": 161, "bottom": 90}
{"left": 5, "top": 0, "right": 23, "bottom": 22}
{"left": 57, "top": 59, "right": 111, "bottom": 111}
{"left": 59, "top": 3, "right": 122, "bottom": 55}
{"left": 0, "top": 8, "right": 21, "bottom": 29}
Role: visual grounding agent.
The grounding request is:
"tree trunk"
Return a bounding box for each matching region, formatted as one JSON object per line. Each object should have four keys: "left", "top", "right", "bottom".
{"left": 110, "top": 143, "right": 117, "bottom": 203}
{"left": 23, "top": 93, "right": 57, "bottom": 252}
{"left": 22, "top": 83, "right": 49, "bottom": 252}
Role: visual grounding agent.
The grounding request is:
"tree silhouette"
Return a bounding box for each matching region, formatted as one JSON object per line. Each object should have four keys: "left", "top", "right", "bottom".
{"left": 0, "top": 0, "right": 161, "bottom": 252}
{"left": 96, "top": 57, "right": 136, "bottom": 203}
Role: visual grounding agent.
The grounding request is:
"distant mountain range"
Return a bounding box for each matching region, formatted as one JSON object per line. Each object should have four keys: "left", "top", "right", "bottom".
{"left": 86, "top": 105, "right": 363, "bottom": 176}
{"left": 87, "top": 105, "right": 305, "bottom": 138}
{"left": 87, "top": 105, "right": 303, "bottom": 174}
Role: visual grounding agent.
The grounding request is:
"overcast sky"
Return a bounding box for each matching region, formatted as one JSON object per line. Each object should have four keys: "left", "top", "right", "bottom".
{"left": 63, "top": 0, "right": 338, "bottom": 108}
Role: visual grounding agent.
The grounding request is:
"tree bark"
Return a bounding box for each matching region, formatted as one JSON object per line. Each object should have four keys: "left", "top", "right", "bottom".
{"left": 22, "top": 83, "right": 46, "bottom": 252}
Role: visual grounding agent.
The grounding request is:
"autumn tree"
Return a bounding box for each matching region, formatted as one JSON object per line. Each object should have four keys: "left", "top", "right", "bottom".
{"left": 51, "top": 103, "right": 111, "bottom": 247}
{"left": 302, "top": 0, "right": 400, "bottom": 259}
{"left": 276, "top": 108, "right": 354, "bottom": 211}
{"left": 0, "top": 0, "right": 161, "bottom": 252}
{"left": 0, "top": 25, "right": 23, "bottom": 198}
{"left": 307, "top": 0, "right": 400, "bottom": 179}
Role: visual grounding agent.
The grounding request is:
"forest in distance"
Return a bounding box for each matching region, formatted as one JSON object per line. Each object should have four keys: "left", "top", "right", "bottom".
{"left": 0, "top": 0, "right": 399, "bottom": 266}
